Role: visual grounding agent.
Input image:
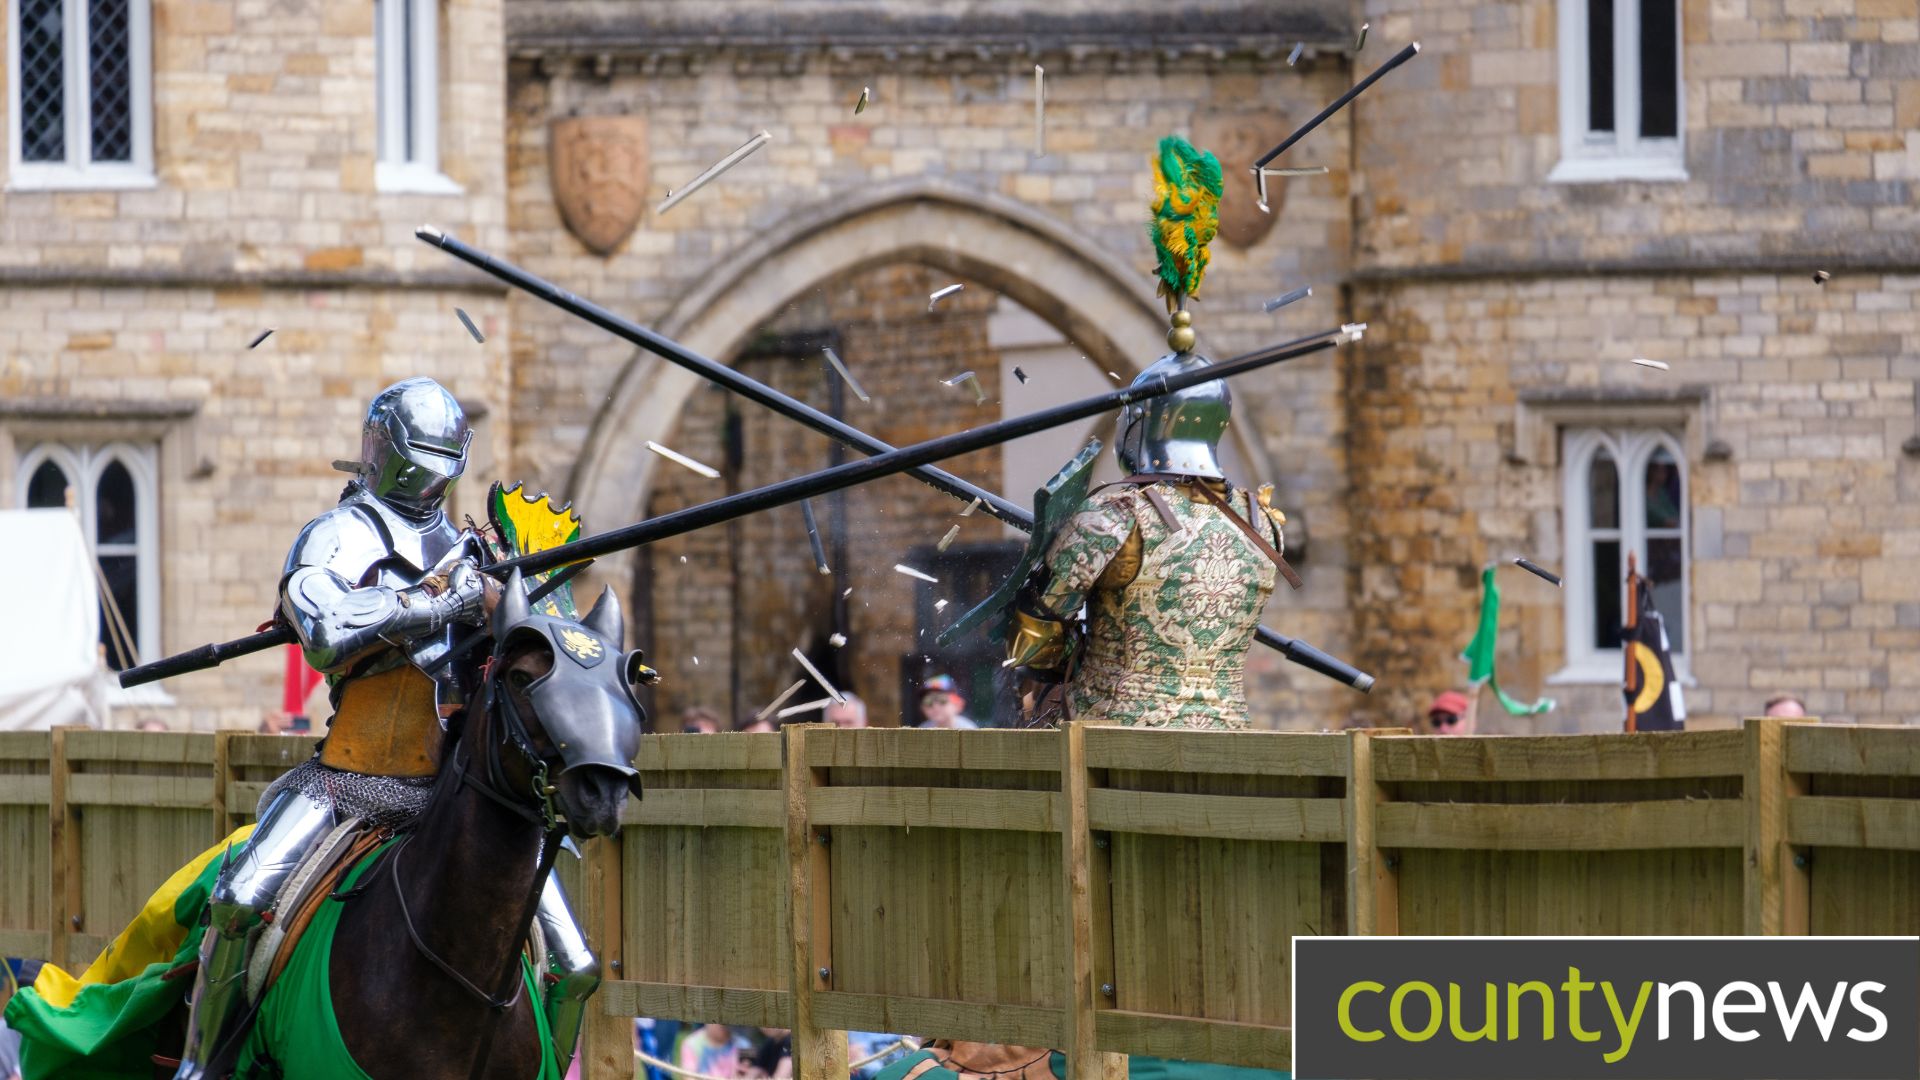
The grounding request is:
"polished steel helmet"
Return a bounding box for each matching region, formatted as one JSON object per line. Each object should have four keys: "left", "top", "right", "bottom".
{"left": 359, "top": 378, "right": 472, "bottom": 517}
{"left": 1114, "top": 350, "right": 1231, "bottom": 480}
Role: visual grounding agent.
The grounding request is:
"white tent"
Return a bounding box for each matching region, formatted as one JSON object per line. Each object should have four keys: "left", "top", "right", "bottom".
{"left": 0, "top": 509, "right": 112, "bottom": 730}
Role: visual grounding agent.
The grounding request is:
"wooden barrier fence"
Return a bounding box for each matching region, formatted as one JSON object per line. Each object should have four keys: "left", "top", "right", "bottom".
{"left": 3, "top": 720, "right": 1919, "bottom": 1080}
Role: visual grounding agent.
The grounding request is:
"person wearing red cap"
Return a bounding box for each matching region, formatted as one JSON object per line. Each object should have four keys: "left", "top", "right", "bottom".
{"left": 1426, "top": 689, "right": 1477, "bottom": 736}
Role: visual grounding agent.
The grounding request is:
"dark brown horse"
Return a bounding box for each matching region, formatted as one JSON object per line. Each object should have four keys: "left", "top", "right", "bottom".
{"left": 228, "top": 572, "right": 647, "bottom": 1079}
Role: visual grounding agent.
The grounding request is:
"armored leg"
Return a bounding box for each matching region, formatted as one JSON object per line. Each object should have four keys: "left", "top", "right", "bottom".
{"left": 174, "top": 788, "right": 334, "bottom": 1080}
{"left": 534, "top": 869, "right": 601, "bottom": 1068}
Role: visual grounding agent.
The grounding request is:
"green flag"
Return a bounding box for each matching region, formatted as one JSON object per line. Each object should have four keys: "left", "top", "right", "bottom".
{"left": 1461, "top": 566, "right": 1555, "bottom": 716}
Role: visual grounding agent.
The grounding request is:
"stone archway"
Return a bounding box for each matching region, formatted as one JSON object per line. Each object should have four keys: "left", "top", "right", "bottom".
{"left": 567, "top": 178, "right": 1275, "bottom": 594}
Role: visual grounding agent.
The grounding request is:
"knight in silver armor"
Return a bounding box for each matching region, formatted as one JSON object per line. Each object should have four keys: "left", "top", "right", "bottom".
{"left": 176, "top": 378, "right": 602, "bottom": 1078}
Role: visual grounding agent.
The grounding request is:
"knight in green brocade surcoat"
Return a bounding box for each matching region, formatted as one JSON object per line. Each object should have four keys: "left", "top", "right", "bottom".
{"left": 1033, "top": 473, "right": 1284, "bottom": 728}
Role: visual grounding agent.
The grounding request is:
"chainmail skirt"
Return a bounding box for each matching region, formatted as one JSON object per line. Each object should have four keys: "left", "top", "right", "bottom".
{"left": 256, "top": 755, "right": 437, "bottom": 831}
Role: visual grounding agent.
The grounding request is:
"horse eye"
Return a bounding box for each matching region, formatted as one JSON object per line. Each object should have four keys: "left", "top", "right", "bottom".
{"left": 508, "top": 670, "right": 533, "bottom": 690}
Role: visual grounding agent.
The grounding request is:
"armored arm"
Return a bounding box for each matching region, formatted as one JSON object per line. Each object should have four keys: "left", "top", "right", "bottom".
{"left": 279, "top": 508, "right": 487, "bottom": 674}
{"left": 281, "top": 563, "right": 486, "bottom": 672}
{"left": 1011, "top": 490, "right": 1141, "bottom": 679}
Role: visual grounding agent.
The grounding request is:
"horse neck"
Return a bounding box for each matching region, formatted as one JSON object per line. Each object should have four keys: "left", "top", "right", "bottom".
{"left": 398, "top": 701, "right": 550, "bottom": 984}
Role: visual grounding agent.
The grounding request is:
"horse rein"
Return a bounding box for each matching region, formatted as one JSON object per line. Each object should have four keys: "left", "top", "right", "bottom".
{"left": 363, "top": 655, "right": 565, "bottom": 1014}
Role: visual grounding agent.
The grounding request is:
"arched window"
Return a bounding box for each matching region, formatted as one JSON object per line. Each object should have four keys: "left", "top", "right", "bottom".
{"left": 14, "top": 441, "right": 158, "bottom": 670}
{"left": 1561, "top": 429, "right": 1688, "bottom": 677}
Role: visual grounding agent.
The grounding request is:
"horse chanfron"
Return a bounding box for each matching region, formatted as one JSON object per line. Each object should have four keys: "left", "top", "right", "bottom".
{"left": 491, "top": 572, "right": 650, "bottom": 840}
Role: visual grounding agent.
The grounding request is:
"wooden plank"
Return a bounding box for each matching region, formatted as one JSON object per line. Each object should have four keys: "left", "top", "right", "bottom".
{"left": 1085, "top": 728, "right": 1347, "bottom": 778}
{"left": 812, "top": 991, "right": 1066, "bottom": 1049}
{"left": 211, "top": 731, "right": 232, "bottom": 844}
{"left": 1095, "top": 1010, "right": 1291, "bottom": 1071}
{"left": 599, "top": 981, "right": 794, "bottom": 1027}
{"left": 67, "top": 774, "right": 214, "bottom": 810}
{"left": 63, "top": 730, "right": 215, "bottom": 764}
{"left": 1087, "top": 790, "right": 1344, "bottom": 843}
{"left": 48, "top": 727, "right": 75, "bottom": 969}
{"left": 0, "top": 776, "right": 51, "bottom": 806}
{"left": 1746, "top": 718, "right": 1811, "bottom": 935}
{"left": 0, "top": 732, "right": 49, "bottom": 760}
{"left": 578, "top": 825, "right": 629, "bottom": 1080}
{"left": 1376, "top": 800, "right": 1744, "bottom": 851}
{"left": 0, "top": 929, "right": 50, "bottom": 960}
{"left": 1789, "top": 797, "right": 1920, "bottom": 852}
{"left": 228, "top": 781, "right": 274, "bottom": 815}
{"left": 1061, "top": 724, "right": 1124, "bottom": 1080}
{"left": 1347, "top": 730, "right": 1397, "bottom": 936}
{"left": 67, "top": 932, "right": 112, "bottom": 965}
{"left": 804, "top": 728, "right": 1059, "bottom": 772}
{"left": 225, "top": 735, "right": 320, "bottom": 769}
{"left": 809, "top": 788, "right": 1060, "bottom": 832}
{"left": 1372, "top": 729, "right": 1747, "bottom": 783}
{"left": 1785, "top": 725, "right": 1920, "bottom": 777}
{"left": 640, "top": 733, "right": 783, "bottom": 772}
{"left": 622, "top": 788, "right": 784, "bottom": 828}
{"left": 786, "top": 724, "right": 848, "bottom": 1080}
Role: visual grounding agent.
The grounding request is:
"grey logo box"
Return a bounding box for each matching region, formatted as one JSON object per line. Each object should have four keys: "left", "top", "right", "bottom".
{"left": 1292, "top": 937, "right": 1919, "bottom": 1080}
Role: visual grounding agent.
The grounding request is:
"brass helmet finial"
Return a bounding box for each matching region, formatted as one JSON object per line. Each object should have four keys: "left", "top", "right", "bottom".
{"left": 1166, "top": 308, "right": 1196, "bottom": 354}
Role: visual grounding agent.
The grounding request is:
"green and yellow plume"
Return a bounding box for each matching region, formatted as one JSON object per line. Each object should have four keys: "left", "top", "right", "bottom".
{"left": 1148, "top": 135, "right": 1224, "bottom": 310}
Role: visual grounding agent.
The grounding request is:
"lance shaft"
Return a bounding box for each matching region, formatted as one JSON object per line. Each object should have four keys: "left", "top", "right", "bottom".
{"left": 416, "top": 226, "right": 1029, "bottom": 527}
{"left": 416, "top": 228, "right": 1377, "bottom": 692}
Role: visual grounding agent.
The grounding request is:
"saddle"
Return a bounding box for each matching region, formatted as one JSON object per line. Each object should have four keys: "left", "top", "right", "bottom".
{"left": 241, "top": 819, "right": 555, "bottom": 1005}
{"left": 243, "top": 817, "right": 388, "bottom": 1003}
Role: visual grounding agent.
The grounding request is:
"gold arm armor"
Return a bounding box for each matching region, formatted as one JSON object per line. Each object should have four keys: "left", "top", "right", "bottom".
{"left": 1006, "top": 605, "right": 1075, "bottom": 676}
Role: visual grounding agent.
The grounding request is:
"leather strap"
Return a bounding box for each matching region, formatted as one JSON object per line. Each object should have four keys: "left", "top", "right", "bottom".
{"left": 1094, "top": 472, "right": 1303, "bottom": 589}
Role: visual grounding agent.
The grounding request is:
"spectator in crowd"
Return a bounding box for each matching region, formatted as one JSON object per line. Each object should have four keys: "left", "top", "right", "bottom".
{"left": 680, "top": 706, "right": 723, "bottom": 734}
{"left": 677, "top": 1022, "right": 743, "bottom": 1077}
{"left": 1764, "top": 694, "right": 1808, "bottom": 718}
{"left": 743, "top": 1026, "right": 792, "bottom": 1078}
{"left": 915, "top": 675, "right": 979, "bottom": 729}
{"left": 133, "top": 719, "right": 169, "bottom": 733}
{"left": 823, "top": 694, "right": 868, "bottom": 729}
{"left": 635, "top": 1018, "right": 681, "bottom": 1080}
{"left": 736, "top": 715, "right": 777, "bottom": 734}
{"left": 1423, "top": 689, "right": 1476, "bottom": 736}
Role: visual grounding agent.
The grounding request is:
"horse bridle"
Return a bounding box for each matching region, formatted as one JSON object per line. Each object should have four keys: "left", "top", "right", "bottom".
{"left": 382, "top": 649, "right": 567, "bottom": 1012}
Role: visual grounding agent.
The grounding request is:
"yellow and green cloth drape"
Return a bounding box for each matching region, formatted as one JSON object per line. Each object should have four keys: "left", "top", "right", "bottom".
{"left": 6, "top": 828, "right": 562, "bottom": 1080}
{"left": 6, "top": 825, "right": 256, "bottom": 1079}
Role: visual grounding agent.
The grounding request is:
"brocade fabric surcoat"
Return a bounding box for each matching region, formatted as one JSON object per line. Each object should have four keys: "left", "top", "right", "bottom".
{"left": 1037, "top": 480, "right": 1280, "bottom": 729}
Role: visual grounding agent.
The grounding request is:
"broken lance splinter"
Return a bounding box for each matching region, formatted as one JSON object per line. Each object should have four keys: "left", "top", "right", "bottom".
{"left": 413, "top": 227, "right": 1377, "bottom": 692}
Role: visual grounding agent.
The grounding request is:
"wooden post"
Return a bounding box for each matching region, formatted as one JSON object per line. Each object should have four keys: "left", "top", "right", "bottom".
{"left": 1744, "top": 717, "right": 1812, "bottom": 936}
{"left": 211, "top": 730, "right": 234, "bottom": 844}
{"left": 784, "top": 724, "right": 848, "bottom": 1080}
{"left": 47, "top": 725, "right": 80, "bottom": 969}
{"left": 579, "top": 830, "right": 630, "bottom": 1079}
{"left": 1061, "top": 724, "right": 1125, "bottom": 1080}
{"left": 1345, "top": 728, "right": 1398, "bottom": 936}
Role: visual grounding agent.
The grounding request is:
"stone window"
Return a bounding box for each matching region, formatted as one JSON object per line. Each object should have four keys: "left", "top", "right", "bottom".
{"left": 14, "top": 441, "right": 159, "bottom": 670}
{"left": 375, "top": 0, "right": 459, "bottom": 194}
{"left": 1558, "top": 428, "right": 1688, "bottom": 683}
{"left": 1550, "top": 0, "right": 1686, "bottom": 183}
{"left": 6, "top": 0, "right": 153, "bottom": 189}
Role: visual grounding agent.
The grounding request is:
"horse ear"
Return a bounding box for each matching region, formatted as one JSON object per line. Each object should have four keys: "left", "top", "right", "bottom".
{"left": 583, "top": 585, "right": 623, "bottom": 650}
{"left": 495, "top": 567, "right": 530, "bottom": 642}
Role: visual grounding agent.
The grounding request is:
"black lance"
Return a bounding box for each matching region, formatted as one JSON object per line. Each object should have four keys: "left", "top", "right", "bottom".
{"left": 117, "top": 327, "right": 1367, "bottom": 689}
{"left": 415, "top": 228, "right": 1375, "bottom": 693}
